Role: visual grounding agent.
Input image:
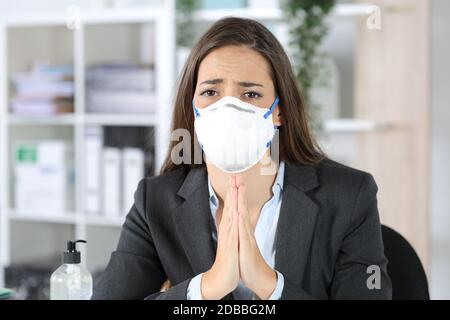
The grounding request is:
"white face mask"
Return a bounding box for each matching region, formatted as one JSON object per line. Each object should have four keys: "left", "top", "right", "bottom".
{"left": 193, "top": 95, "right": 279, "bottom": 173}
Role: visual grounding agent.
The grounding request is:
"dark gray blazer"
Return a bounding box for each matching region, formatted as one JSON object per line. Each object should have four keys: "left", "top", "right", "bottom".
{"left": 92, "top": 159, "right": 392, "bottom": 300}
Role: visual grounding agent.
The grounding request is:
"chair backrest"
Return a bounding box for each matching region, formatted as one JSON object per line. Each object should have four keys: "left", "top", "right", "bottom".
{"left": 381, "top": 225, "right": 430, "bottom": 300}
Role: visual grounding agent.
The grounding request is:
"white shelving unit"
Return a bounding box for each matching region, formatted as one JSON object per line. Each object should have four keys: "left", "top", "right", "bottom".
{"left": 323, "top": 118, "right": 393, "bottom": 133}
{"left": 194, "top": 3, "right": 376, "bottom": 21}
{"left": 0, "top": 2, "right": 175, "bottom": 288}
{"left": 0, "top": 1, "right": 380, "bottom": 290}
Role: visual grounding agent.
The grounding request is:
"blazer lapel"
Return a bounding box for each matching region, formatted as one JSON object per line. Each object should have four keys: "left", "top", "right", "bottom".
{"left": 274, "top": 162, "right": 320, "bottom": 287}
{"left": 172, "top": 167, "right": 217, "bottom": 276}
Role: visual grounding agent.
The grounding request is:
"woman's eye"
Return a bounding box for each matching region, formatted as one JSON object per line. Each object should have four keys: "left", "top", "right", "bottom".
{"left": 201, "top": 90, "right": 217, "bottom": 97}
{"left": 243, "top": 91, "right": 261, "bottom": 99}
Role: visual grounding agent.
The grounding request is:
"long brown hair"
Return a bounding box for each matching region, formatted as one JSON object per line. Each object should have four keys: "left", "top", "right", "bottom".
{"left": 160, "top": 17, "right": 325, "bottom": 174}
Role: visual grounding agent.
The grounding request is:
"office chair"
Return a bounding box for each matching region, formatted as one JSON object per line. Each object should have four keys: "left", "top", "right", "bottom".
{"left": 381, "top": 225, "right": 430, "bottom": 300}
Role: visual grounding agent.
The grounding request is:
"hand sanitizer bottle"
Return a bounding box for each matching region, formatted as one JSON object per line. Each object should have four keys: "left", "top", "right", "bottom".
{"left": 50, "top": 240, "right": 93, "bottom": 300}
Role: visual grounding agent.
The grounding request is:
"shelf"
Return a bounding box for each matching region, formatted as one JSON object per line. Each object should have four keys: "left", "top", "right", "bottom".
{"left": 84, "top": 215, "right": 125, "bottom": 227}
{"left": 83, "top": 7, "right": 164, "bottom": 25}
{"left": 8, "top": 210, "right": 125, "bottom": 227}
{"left": 6, "top": 113, "right": 158, "bottom": 127}
{"left": 194, "top": 3, "right": 377, "bottom": 22}
{"left": 8, "top": 114, "right": 76, "bottom": 126}
{"left": 323, "top": 119, "right": 393, "bottom": 133}
{"left": 84, "top": 113, "right": 158, "bottom": 126}
{"left": 9, "top": 210, "right": 78, "bottom": 225}
{"left": 194, "top": 7, "right": 282, "bottom": 22}
{"left": 0, "top": 7, "right": 165, "bottom": 27}
{"left": 0, "top": 3, "right": 376, "bottom": 28}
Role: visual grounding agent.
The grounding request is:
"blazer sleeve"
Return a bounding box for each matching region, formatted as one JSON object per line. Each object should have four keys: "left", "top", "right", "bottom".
{"left": 327, "top": 173, "right": 392, "bottom": 299}
{"left": 92, "top": 179, "right": 192, "bottom": 300}
{"left": 280, "top": 173, "right": 392, "bottom": 300}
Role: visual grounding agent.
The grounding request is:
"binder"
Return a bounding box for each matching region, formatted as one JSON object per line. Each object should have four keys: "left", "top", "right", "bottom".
{"left": 122, "top": 148, "right": 145, "bottom": 214}
{"left": 84, "top": 126, "right": 103, "bottom": 214}
{"left": 14, "top": 140, "right": 66, "bottom": 214}
{"left": 102, "top": 148, "right": 121, "bottom": 217}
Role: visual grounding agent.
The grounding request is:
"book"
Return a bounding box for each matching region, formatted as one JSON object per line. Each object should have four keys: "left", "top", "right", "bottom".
{"left": 86, "top": 63, "right": 155, "bottom": 91}
{"left": 85, "top": 62, "right": 156, "bottom": 114}
{"left": 10, "top": 97, "right": 74, "bottom": 115}
{"left": 86, "top": 90, "right": 156, "bottom": 114}
{"left": 13, "top": 80, "right": 74, "bottom": 98}
{"left": 10, "top": 63, "right": 74, "bottom": 115}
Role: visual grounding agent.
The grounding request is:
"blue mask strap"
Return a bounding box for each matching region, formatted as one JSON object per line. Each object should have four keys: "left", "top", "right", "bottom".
{"left": 192, "top": 100, "right": 200, "bottom": 118}
{"left": 263, "top": 96, "right": 280, "bottom": 119}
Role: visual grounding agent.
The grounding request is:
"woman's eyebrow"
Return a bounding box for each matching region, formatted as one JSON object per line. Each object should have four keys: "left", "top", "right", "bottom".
{"left": 238, "top": 81, "right": 264, "bottom": 88}
{"left": 199, "top": 79, "right": 264, "bottom": 88}
{"left": 199, "top": 78, "right": 224, "bottom": 85}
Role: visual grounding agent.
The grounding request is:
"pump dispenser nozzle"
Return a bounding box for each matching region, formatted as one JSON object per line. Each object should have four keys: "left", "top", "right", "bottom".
{"left": 63, "top": 240, "right": 87, "bottom": 264}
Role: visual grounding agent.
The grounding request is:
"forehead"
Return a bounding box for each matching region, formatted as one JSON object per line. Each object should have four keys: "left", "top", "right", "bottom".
{"left": 197, "top": 46, "right": 272, "bottom": 84}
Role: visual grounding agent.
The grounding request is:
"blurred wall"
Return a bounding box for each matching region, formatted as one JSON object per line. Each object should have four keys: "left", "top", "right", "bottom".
{"left": 431, "top": 0, "right": 450, "bottom": 300}
{"left": 355, "top": 0, "right": 430, "bottom": 268}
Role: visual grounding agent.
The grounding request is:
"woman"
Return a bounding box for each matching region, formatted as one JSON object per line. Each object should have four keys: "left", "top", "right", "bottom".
{"left": 93, "top": 17, "right": 391, "bottom": 300}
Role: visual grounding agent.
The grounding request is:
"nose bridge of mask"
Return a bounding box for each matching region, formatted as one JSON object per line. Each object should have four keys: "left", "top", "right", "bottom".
{"left": 192, "top": 96, "right": 279, "bottom": 119}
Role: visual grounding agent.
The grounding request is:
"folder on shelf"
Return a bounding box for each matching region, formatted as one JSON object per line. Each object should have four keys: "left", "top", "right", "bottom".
{"left": 102, "top": 147, "right": 121, "bottom": 217}
{"left": 86, "top": 63, "right": 156, "bottom": 114}
{"left": 85, "top": 126, "right": 103, "bottom": 214}
{"left": 122, "top": 148, "right": 145, "bottom": 214}
{"left": 14, "top": 140, "right": 66, "bottom": 215}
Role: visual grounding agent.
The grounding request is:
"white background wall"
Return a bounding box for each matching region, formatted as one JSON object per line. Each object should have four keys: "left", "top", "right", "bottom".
{"left": 430, "top": 0, "right": 450, "bottom": 300}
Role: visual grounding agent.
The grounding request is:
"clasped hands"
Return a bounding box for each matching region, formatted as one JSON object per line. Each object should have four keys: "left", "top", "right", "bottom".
{"left": 201, "top": 175, "right": 278, "bottom": 300}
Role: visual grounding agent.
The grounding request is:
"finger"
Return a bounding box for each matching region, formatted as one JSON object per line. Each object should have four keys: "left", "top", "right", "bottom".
{"left": 230, "top": 176, "right": 239, "bottom": 220}
{"left": 222, "top": 186, "right": 230, "bottom": 218}
{"left": 237, "top": 184, "right": 248, "bottom": 216}
{"left": 225, "top": 209, "right": 238, "bottom": 252}
{"left": 222, "top": 175, "right": 233, "bottom": 223}
{"left": 238, "top": 184, "right": 252, "bottom": 232}
{"left": 221, "top": 186, "right": 238, "bottom": 239}
{"left": 235, "top": 174, "right": 244, "bottom": 188}
{"left": 231, "top": 209, "right": 238, "bottom": 246}
{"left": 231, "top": 184, "right": 238, "bottom": 216}
{"left": 238, "top": 209, "right": 248, "bottom": 246}
{"left": 219, "top": 186, "right": 232, "bottom": 232}
{"left": 230, "top": 175, "right": 237, "bottom": 188}
{"left": 238, "top": 184, "right": 255, "bottom": 240}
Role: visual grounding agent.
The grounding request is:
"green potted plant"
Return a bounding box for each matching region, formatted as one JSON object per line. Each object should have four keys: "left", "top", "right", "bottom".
{"left": 176, "top": 0, "right": 200, "bottom": 73}
{"left": 283, "top": 0, "right": 336, "bottom": 130}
